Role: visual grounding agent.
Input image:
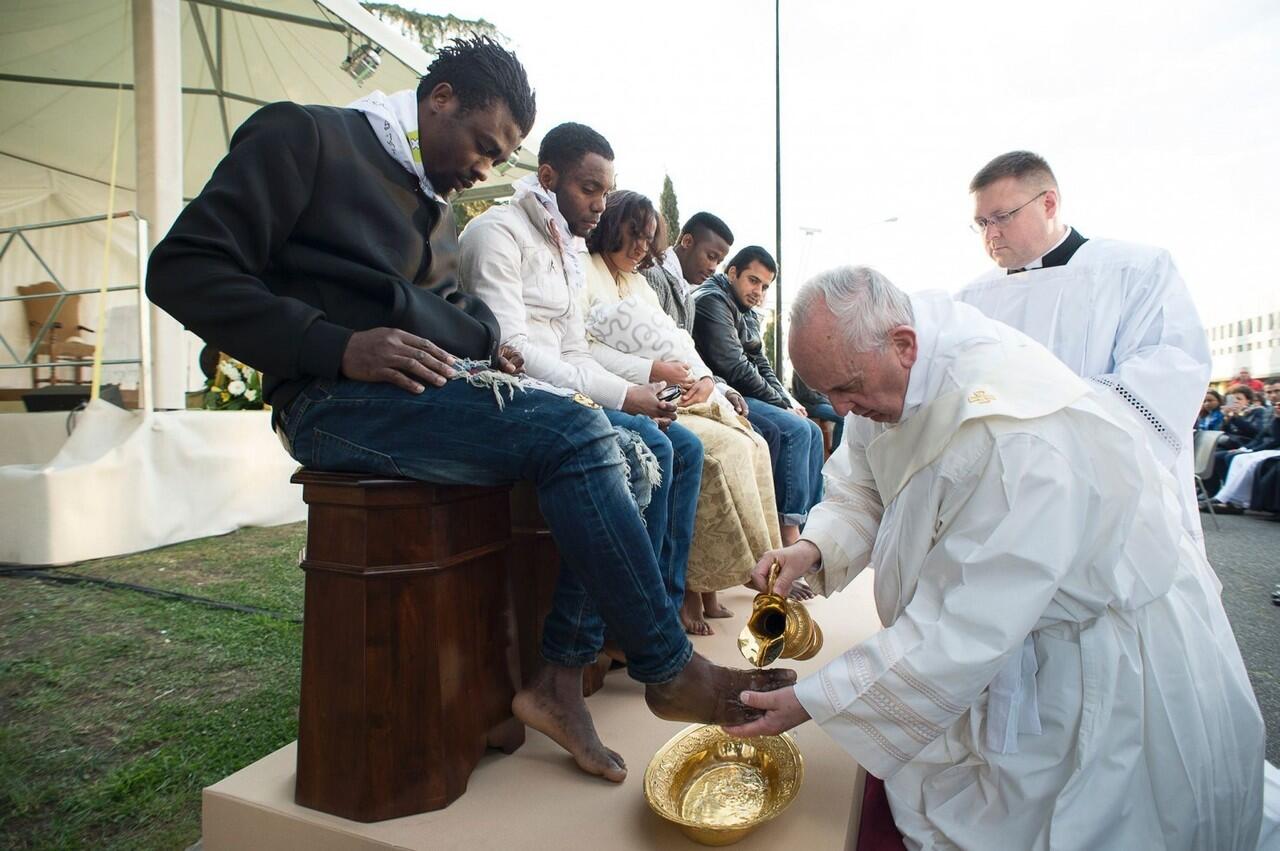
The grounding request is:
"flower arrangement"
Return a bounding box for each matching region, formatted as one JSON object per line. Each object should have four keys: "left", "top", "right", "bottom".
{"left": 204, "top": 356, "right": 264, "bottom": 411}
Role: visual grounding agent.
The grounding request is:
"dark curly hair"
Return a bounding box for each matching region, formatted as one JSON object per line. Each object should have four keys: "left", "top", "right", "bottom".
{"left": 416, "top": 35, "right": 536, "bottom": 135}
{"left": 586, "top": 190, "right": 666, "bottom": 272}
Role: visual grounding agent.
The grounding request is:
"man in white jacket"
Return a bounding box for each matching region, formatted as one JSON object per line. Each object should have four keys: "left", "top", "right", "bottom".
{"left": 729, "top": 266, "right": 1263, "bottom": 850}
{"left": 458, "top": 122, "right": 716, "bottom": 783}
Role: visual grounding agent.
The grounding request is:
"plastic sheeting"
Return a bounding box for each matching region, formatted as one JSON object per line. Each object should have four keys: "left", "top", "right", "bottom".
{"left": 0, "top": 399, "right": 304, "bottom": 565}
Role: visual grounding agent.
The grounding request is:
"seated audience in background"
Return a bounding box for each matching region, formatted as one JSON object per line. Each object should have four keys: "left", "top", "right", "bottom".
{"left": 1220, "top": 385, "right": 1270, "bottom": 450}
{"left": 1207, "top": 426, "right": 1280, "bottom": 514}
{"left": 693, "top": 246, "right": 824, "bottom": 547}
{"left": 1202, "top": 384, "right": 1275, "bottom": 494}
{"left": 579, "top": 190, "right": 781, "bottom": 635}
{"left": 1197, "top": 389, "right": 1224, "bottom": 431}
{"left": 1207, "top": 391, "right": 1280, "bottom": 512}
{"left": 792, "top": 373, "right": 844, "bottom": 451}
{"left": 1235, "top": 367, "right": 1264, "bottom": 393}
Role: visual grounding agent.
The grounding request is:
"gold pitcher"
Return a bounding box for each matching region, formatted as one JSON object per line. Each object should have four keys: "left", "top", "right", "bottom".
{"left": 737, "top": 562, "right": 823, "bottom": 667}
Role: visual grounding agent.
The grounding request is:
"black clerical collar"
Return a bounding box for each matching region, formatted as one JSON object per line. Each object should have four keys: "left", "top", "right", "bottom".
{"left": 1008, "top": 227, "right": 1089, "bottom": 274}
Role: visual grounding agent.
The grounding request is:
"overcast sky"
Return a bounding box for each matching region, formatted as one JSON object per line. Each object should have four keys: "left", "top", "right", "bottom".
{"left": 408, "top": 0, "right": 1279, "bottom": 327}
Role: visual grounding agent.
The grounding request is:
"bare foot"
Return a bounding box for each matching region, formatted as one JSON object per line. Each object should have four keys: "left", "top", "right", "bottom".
{"left": 701, "top": 592, "right": 733, "bottom": 618}
{"left": 645, "top": 652, "right": 797, "bottom": 726}
{"left": 681, "top": 594, "right": 713, "bottom": 635}
{"left": 788, "top": 579, "right": 815, "bottom": 601}
{"left": 513, "top": 664, "right": 627, "bottom": 783}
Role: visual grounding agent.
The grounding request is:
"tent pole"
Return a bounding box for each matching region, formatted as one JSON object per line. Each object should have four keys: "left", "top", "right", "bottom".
{"left": 133, "top": 0, "right": 186, "bottom": 410}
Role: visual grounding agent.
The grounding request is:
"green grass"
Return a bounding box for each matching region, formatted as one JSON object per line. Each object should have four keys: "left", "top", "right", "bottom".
{"left": 0, "top": 523, "right": 308, "bottom": 851}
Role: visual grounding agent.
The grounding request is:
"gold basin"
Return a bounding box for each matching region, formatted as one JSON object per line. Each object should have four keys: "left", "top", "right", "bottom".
{"left": 644, "top": 724, "right": 804, "bottom": 846}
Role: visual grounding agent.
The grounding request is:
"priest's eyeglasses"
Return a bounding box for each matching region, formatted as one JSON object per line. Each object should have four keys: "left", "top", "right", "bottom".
{"left": 970, "top": 190, "right": 1047, "bottom": 233}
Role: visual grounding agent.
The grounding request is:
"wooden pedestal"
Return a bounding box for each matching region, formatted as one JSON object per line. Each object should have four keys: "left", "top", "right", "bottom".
{"left": 292, "top": 470, "right": 523, "bottom": 823}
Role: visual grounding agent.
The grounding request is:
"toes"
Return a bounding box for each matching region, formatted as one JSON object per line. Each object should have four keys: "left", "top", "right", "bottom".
{"left": 607, "top": 747, "right": 627, "bottom": 770}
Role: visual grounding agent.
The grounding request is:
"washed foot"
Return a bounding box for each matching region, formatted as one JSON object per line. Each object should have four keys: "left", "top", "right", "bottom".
{"left": 513, "top": 665, "right": 627, "bottom": 783}
{"left": 645, "top": 652, "right": 796, "bottom": 726}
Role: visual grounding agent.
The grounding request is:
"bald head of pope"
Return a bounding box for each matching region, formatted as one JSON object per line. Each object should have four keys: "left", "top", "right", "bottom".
{"left": 789, "top": 266, "right": 918, "bottom": 424}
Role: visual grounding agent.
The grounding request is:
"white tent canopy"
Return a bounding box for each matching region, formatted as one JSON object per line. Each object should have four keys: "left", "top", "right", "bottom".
{"left": 1, "top": 0, "right": 430, "bottom": 201}
{"left": 0, "top": 0, "right": 428, "bottom": 399}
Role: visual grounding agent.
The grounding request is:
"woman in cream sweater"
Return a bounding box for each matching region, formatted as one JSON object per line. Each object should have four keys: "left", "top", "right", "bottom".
{"left": 579, "top": 190, "right": 782, "bottom": 634}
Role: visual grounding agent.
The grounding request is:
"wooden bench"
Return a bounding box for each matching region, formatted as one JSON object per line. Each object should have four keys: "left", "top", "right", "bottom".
{"left": 292, "top": 470, "right": 527, "bottom": 822}
{"left": 291, "top": 471, "right": 609, "bottom": 823}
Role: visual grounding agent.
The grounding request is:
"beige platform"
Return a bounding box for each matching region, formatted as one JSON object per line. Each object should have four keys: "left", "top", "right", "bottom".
{"left": 204, "top": 574, "right": 882, "bottom": 850}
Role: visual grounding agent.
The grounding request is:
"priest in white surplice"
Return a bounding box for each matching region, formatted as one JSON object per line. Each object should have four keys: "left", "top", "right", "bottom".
{"left": 727, "top": 267, "right": 1263, "bottom": 850}
{"left": 956, "top": 151, "right": 1211, "bottom": 552}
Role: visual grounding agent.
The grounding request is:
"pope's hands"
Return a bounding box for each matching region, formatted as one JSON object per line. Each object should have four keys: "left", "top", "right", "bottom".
{"left": 723, "top": 686, "right": 810, "bottom": 738}
{"left": 750, "top": 540, "right": 822, "bottom": 597}
{"left": 341, "top": 328, "right": 455, "bottom": 393}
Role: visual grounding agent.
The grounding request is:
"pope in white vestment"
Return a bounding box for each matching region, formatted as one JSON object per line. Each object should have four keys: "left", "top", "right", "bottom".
{"left": 731, "top": 267, "right": 1263, "bottom": 851}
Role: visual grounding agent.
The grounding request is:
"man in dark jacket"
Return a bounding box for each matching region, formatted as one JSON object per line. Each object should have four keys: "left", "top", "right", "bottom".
{"left": 692, "top": 245, "right": 823, "bottom": 544}
{"left": 146, "top": 36, "right": 791, "bottom": 785}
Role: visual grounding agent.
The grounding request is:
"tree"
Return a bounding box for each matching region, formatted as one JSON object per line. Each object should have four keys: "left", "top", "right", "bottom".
{"left": 362, "top": 4, "right": 500, "bottom": 53}
{"left": 451, "top": 199, "right": 496, "bottom": 231}
{"left": 659, "top": 174, "right": 680, "bottom": 248}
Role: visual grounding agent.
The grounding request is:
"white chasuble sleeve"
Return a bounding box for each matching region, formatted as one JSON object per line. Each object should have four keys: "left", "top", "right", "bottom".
{"left": 794, "top": 432, "right": 1096, "bottom": 779}
{"left": 801, "top": 419, "right": 884, "bottom": 596}
{"left": 1089, "top": 250, "right": 1209, "bottom": 466}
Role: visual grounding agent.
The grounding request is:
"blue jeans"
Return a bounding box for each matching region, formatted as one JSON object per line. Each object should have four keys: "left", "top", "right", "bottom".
{"left": 277, "top": 377, "right": 693, "bottom": 683}
{"left": 602, "top": 412, "right": 701, "bottom": 612}
{"left": 551, "top": 413, "right": 702, "bottom": 656}
{"left": 807, "top": 402, "right": 845, "bottom": 450}
{"left": 745, "top": 397, "right": 824, "bottom": 526}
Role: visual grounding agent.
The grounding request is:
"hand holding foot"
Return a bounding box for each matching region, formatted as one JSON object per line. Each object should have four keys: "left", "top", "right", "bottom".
{"left": 722, "top": 686, "right": 811, "bottom": 738}
{"left": 645, "top": 653, "right": 797, "bottom": 727}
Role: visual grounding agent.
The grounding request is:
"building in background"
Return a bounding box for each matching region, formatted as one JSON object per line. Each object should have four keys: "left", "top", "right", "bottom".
{"left": 1206, "top": 305, "right": 1280, "bottom": 384}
